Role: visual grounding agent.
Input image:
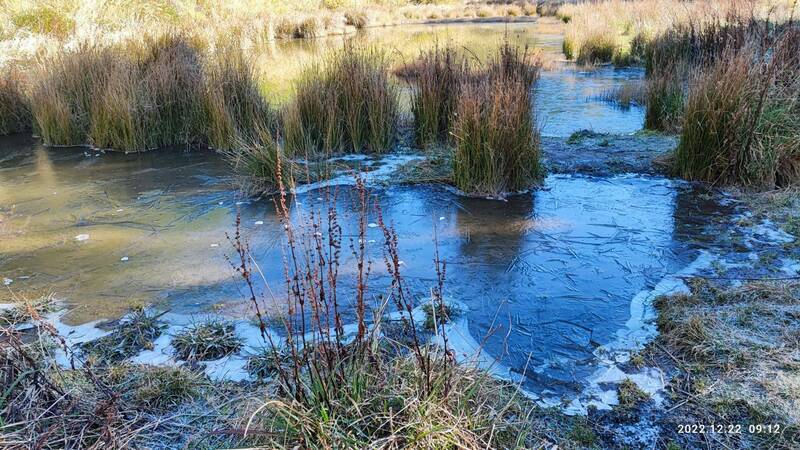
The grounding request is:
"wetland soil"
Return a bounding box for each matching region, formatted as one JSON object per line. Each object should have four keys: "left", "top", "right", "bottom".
{"left": 542, "top": 132, "right": 678, "bottom": 176}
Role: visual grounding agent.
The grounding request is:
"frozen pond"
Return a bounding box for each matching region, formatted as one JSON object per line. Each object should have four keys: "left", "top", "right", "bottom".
{"left": 0, "top": 135, "right": 733, "bottom": 403}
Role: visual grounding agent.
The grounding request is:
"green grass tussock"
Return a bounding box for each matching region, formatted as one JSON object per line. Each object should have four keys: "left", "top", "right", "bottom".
{"left": 172, "top": 319, "right": 243, "bottom": 361}
{"left": 452, "top": 43, "right": 542, "bottom": 196}
{"left": 675, "top": 26, "right": 800, "bottom": 188}
{"left": 224, "top": 123, "right": 290, "bottom": 194}
{"left": 0, "top": 69, "right": 31, "bottom": 135}
{"left": 575, "top": 31, "right": 617, "bottom": 65}
{"left": 284, "top": 45, "right": 399, "bottom": 156}
{"left": 80, "top": 307, "right": 166, "bottom": 364}
{"left": 10, "top": 4, "right": 76, "bottom": 39}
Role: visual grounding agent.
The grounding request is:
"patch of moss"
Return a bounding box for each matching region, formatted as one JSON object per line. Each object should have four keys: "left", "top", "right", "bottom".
{"left": 568, "top": 419, "right": 597, "bottom": 446}
{"left": 617, "top": 378, "right": 650, "bottom": 410}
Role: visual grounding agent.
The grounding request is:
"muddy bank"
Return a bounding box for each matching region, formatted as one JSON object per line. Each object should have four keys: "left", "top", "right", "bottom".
{"left": 542, "top": 131, "right": 677, "bottom": 176}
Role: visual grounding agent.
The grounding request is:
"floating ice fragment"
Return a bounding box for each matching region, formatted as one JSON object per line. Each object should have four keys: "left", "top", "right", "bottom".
{"left": 75, "top": 234, "right": 90, "bottom": 241}
{"left": 120, "top": 256, "right": 129, "bottom": 262}
{"left": 3, "top": 278, "right": 12, "bottom": 286}
{"left": 254, "top": 220, "right": 264, "bottom": 225}
{"left": 218, "top": 201, "right": 224, "bottom": 206}
{"left": 116, "top": 208, "right": 124, "bottom": 212}
{"left": 439, "top": 216, "right": 445, "bottom": 221}
{"left": 368, "top": 223, "right": 378, "bottom": 228}
{"left": 210, "top": 243, "right": 219, "bottom": 248}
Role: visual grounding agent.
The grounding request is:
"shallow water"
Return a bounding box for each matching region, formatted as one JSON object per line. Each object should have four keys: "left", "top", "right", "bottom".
{"left": 2, "top": 21, "right": 680, "bottom": 403}
{"left": 259, "top": 19, "right": 645, "bottom": 136}
{"left": 0, "top": 131, "right": 734, "bottom": 401}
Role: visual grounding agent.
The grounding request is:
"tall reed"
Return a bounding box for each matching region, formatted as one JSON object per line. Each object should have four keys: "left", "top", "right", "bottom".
{"left": 204, "top": 38, "right": 276, "bottom": 151}
{"left": 407, "top": 45, "right": 469, "bottom": 146}
{"left": 29, "top": 43, "right": 112, "bottom": 146}
{"left": 452, "top": 44, "right": 542, "bottom": 196}
{"left": 27, "top": 34, "right": 273, "bottom": 152}
{"left": 0, "top": 69, "right": 31, "bottom": 135}
{"left": 283, "top": 45, "right": 399, "bottom": 156}
{"left": 675, "top": 26, "right": 800, "bottom": 188}
{"left": 223, "top": 123, "right": 288, "bottom": 194}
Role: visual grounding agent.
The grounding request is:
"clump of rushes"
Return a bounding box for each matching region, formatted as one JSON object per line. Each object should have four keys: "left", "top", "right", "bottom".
{"left": 407, "top": 45, "right": 469, "bottom": 146}
{"left": 91, "top": 35, "right": 207, "bottom": 151}
{"left": 575, "top": 30, "right": 617, "bottom": 65}
{"left": 28, "top": 33, "right": 273, "bottom": 152}
{"left": 29, "top": 36, "right": 206, "bottom": 151}
{"left": 283, "top": 45, "right": 399, "bottom": 156}
{"left": 81, "top": 307, "right": 166, "bottom": 364}
{"left": 29, "top": 43, "right": 111, "bottom": 146}
{"left": 452, "top": 43, "right": 542, "bottom": 196}
{"left": 0, "top": 69, "right": 31, "bottom": 135}
{"left": 172, "top": 320, "right": 242, "bottom": 361}
{"left": 204, "top": 37, "right": 276, "bottom": 150}
{"left": 224, "top": 123, "right": 290, "bottom": 194}
{"left": 675, "top": 27, "right": 800, "bottom": 188}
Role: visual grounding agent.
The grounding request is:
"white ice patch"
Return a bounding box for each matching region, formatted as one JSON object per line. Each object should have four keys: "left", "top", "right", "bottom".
{"left": 564, "top": 251, "right": 716, "bottom": 415}
{"left": 74, "top": 234, "right": 90, "bottom": 241}
{"left": 292, "top": 154, "right": 424, "bottom": 194}
{"left": 781, "top": 259, "right": 800, "bottom": 276}
{"left": 746, "top": 219, "right": 794, "bottom": 246}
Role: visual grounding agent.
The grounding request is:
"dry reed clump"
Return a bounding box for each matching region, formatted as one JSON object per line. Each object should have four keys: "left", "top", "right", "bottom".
{"left": 27, "top": 33, "right": 273, "bottom": 152}
{"left": 204, "top": 38, "right": 276, "bottom": 151}
{"left": 558, "top": 0, "right": 795, "bottom": 66}
{"left": 283, "top": 45, "right": 399, "bottom": 156}
{"left": 0, "top": 69, "right": 31, "bottom": 135}
{"left": 452, "top": 43, "right": 542, "bottom": 196}
{"left": 405, "top": 45, "right": 470, "bottom": 146}
{"left": 675, "top": 25, "right": 800, "bottom": 188}
{"left": 0, "top": 309, "right": 159, "bottom": 448}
